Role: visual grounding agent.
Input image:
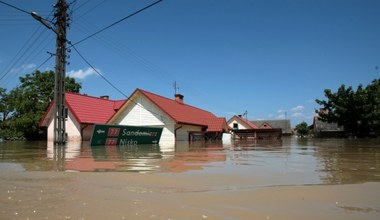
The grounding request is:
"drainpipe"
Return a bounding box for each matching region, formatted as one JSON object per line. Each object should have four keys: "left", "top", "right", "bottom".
{"left": 81, "top": 124, "right": 89, "bottom": 141}
{"left": 174, "top": 124, "right": 182, "bottom": 142}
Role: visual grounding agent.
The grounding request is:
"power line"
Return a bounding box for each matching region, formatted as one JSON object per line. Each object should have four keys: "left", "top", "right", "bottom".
{"left": 0, "top": 0, "right": 30, "bottom": 15}
{"left": 70, "top": 44, "right": 129, "bottom": 98}
{"left": 13, "top": 54, "right": 55, "bottom": 88}
{"left": 70, "top": 43, "right": 167, "bottom": 120}
{"left": 71, "top": 0, "right": 107, "bottom": 21}
{"left": 70, "top": 0, "right": 163, "bottom": 47}
{"left": 0, "top": 3, "right": 56, "bottom": 88}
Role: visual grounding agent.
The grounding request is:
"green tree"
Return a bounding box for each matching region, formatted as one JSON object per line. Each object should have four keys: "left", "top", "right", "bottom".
{"left": 0, "top": 87, "right": 10, "bottom": 121}
{"left": 316, "top": 79, "right": 380, "bottom": 137}
{"left": 296, "top": 121, "right": 309, "bottom": 138}
{"left": 2, "top": 70, "right": 81, "bottom": 140}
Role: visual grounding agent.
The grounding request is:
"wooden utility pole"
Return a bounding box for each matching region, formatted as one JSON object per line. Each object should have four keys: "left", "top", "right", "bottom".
{"left": 53, "top": 0, "right": 68, "bottom": 145}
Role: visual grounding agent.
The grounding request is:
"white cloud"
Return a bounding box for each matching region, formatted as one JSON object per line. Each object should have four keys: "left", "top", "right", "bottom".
{"left": 10, "top": 63, "right": 36, "bottom": 74}
{"left": 67, "top": 67, "right": 99, "bottom": 79}
{"left": 291, "top": 112, "right": 303, "bottom": 117}
{"left": 291, "top": 105, "right": 304, "bottom": 112}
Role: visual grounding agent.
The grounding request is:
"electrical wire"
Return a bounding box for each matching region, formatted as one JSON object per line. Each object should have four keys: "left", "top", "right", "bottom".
{"left": 70, "top": 44, "right": 129, "bottom": 98}
{"left": 0, "top": 28, "right": 53, "bottom": 87}
{"left": 0, "top": 0, "right": 30, "bottom": 15}
{"left": 70, "top": 43, "right": 169, "bottom": 120}
{"left": 71, "top": 0, "right": 107, "bottom": 21}
{"left": 0, "top": 1, "right": 57, "bottom": 88}
{"left": 70, "top": 0, "right": 163, "bottom": 47}
{"left": 12, "top": 54, "right": 55, "bottom": 88}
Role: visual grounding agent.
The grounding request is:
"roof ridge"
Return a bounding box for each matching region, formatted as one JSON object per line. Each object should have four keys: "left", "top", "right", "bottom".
{"left": 66, "top": 92, "right": 126, "bottom": 103}
{"left": 137, "top": 88, "right": 215, "bottom": 115}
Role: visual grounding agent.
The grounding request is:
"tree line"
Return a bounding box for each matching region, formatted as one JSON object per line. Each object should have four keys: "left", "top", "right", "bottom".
{"left": 0, "top": 70, "right": 81, "bottom": 140}
{"left": 316, "top": 79, "right": 380, "bottom": 137}
{"left": 1, "top": 70, "right": 379, "bottom": 140}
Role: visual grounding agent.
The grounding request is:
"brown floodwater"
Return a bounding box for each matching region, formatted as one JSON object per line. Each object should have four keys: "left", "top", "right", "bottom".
{"left": 1, "top": 138, "right": 380, "bottom": 219}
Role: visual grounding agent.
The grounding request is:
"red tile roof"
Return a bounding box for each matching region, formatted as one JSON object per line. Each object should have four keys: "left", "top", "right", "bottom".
{"left": 66, "top": 93, "right": 125, "bottom": 124}
{"left": 40, "top": 89, "right": 227, "bottom": 133}
{"left": 127, "top": 89, "right": 227, "bottom": 132}
{"left": 240, "top": 116, "right": 258, "bottom": 129}
{"left": 204, "top": 117, "right": 228, "bottom": 132}
{"left": 39, "top": 93, "right": 125, "bottom": 126}
{"left": 228, "top": 115, "right": 258, "bottom": 129}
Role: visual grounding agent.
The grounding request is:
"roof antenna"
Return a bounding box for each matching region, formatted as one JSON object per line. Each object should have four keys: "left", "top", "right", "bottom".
{"left": 243, "top": 110, "right": 248, "bottom": 120}
{"left": 173, "top": 81, "right": 179, "bottom": 94}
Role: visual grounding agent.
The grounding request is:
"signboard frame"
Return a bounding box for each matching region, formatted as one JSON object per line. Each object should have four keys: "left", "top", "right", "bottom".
{"left": 90, "top": 124, "right": 163, "bottom": 146}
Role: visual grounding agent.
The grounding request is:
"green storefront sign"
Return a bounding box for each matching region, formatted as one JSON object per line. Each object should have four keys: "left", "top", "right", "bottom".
{"left": 90, "top": 124, "right": 163, "bottom": 146}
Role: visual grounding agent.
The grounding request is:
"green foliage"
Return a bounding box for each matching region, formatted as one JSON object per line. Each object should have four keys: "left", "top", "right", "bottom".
{"left": 296, "top": 121, "right": 309, "bottom": 138}
{"left": 316, "top": 79, "right": 380, "bottom": 137}
{"left": 0, "top": 70, "right": 81, "bottom": 140}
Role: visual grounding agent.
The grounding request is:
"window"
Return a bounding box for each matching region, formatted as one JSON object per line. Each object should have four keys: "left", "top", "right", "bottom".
{"left": 233, "top": 123, "right": 238, "bottom": 130}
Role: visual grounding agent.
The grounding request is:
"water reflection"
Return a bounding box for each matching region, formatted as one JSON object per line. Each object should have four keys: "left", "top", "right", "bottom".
{"left": 312, "top": 138, "right": 380, "bottom": 184}
{"left": 47, "top": 142, "right": 174, "bottom": 172}
{"left": 1, "top": 138, "right": 380, "bottom": 184}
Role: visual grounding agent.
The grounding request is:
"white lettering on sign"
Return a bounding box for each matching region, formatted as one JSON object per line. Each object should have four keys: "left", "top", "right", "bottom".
{"left": 119, "top": 139, "right": 138, "bottom": 146}
{"left": 121, "top": 129, "right": 158, "bottom": 137}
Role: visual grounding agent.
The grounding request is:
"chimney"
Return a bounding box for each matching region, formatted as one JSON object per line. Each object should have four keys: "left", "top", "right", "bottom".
{"left": 100, "top": 95, "right": 109, "bottom": 100}
{"left": 175, "top": 94, "right": 184, "bottom": 104}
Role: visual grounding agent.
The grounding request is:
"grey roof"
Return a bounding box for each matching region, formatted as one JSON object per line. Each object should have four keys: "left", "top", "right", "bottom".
{"left": 251, "top": 119, "right": 292, "bottom": 134}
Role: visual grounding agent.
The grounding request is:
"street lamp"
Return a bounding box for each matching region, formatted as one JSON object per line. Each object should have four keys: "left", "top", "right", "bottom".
{"left": 31, "top": 0, "right": 67, "bottom": 145}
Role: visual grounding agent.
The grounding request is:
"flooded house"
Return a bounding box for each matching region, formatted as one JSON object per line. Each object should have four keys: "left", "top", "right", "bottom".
{"left": 228, "top": 115, "right": 258, "bottom": 130}
{"left": 39, "top": 92, "right": 126, "bottom": 142}
{"left": 108, "top": 89, "right": 228, "bottom": 145}
{"left": 39, "top": 89, "right": 228, "bottom": 145}
{"left": 251, "top": 119, "right": 293, "bottom": 136}
{"left": 227, "top": 115, "right": 283, "bottom": 140}
{"left": 312, "top": 109, "right": 344, "bottom": 138}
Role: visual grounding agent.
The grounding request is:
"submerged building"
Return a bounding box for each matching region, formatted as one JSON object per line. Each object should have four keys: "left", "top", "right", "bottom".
{"left": 39, "top": 89, "right": 228, "bottom": 145}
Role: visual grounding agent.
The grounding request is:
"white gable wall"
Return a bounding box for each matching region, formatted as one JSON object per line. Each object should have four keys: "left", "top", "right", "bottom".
{"left": 46, "top": 110, "right": 82, "bottom": 142}
{"left": 66, "top": 111, "right": 82, "bottom": 141}
{"left": 114, "top": 95, "right": 176, "bottom": 145}
{"left": 228, "top": 119, "right": 250, "bottom": 130}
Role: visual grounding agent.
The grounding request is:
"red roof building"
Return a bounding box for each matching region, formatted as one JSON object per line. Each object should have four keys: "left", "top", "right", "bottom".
{"left": 109, "top": 89, "right": 228, "bottom": 144}
{"left": 227, "top": 115, "right": 258, "bottom": 130}
{"left": 40, "top": 89, "right": 228, "bottom": 144}
{"left": 39, "top": 92, "right": 125, "bottom": 142}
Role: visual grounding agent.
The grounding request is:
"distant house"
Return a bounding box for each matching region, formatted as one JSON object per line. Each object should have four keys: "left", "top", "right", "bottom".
{"left": 40, "top": 89, "right": 228, "bottom": 145}
{"left": 312, "top": 111, "right": 344, "bottom": 137}
{"left": 251, "top": 119, "right": 292, "bottom": 136}
{"left": 39, "top": 93, "right": 125, "bottom": 142}
{"left": 109, "top": 89, "right": 228, "bottom": 145}
{"left": 227, "top": 115, "right": 258, "bottom": 130}
{"left": 227, "top": 115, "right": 282, "bottom": 140}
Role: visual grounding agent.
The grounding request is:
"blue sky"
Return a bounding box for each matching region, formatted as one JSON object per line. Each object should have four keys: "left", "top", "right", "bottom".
{"left": 1, "top": 0, "right": 379, "bottom": 126}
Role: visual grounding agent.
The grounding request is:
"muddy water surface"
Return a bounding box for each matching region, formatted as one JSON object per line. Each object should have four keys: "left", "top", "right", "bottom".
{"left": 1, "top": 138, "right": 380, "bottom": 219}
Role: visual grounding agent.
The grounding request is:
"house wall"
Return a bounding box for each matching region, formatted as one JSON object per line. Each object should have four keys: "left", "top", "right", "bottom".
{"left": 176, "top": 124, "right": 203, "bottom": 141}
{"left": 66, "top": 111, "right": 82, "bottom": 142}
{"left": 114, "top": 95, "right": 176, "bottom": 145}
{"left": 228, "top": 119, "right": 250, "bottom": 130}
{"left": 46, "top": 111, "right": 82, "bottom": 142}
{"left": 81, "top": 125, "right": 94, "bottom": 141}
